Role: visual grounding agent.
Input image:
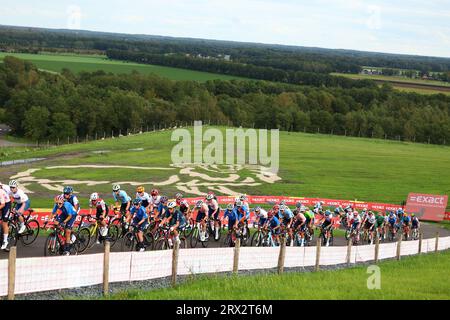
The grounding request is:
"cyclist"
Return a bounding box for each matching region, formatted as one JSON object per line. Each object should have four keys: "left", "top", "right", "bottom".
{"left": 277, "top": 204, "right": 294, "bottom": 245}
{"left": 320, "top": 210, "right": 334, "bottom": 245}
{"left": 149, "top": 189, "right": 161, "bottom": 215}
{"left": 51, "top": 195, "right": 78, "bottom": 255}
{"left": 0, "top": 186, "right": 11, "bottom": 250}
{"left": 88, "top": 192, "right": 109, "bottom": 243}
{"left": 387, "top": 211, "right": 398, "bottom": 237}
{"left": 179, "top": 199, "right": 191, "bottom": 220}
{"left": 224, "top": 203, "right": 239, "bottom": 243}
{"left": 8, "top": 180, "right": 30, "bottom": 234}
{"left": 161, "top": 201, "right": 186, "bottom": 247}
{"left": 112, "top": 184, "right": 131, "bottom": 223}
{"left": 314, "top": 201, "right": 324, "bottom": 214}
{"left": 62, "top": 186, "right": 80, "bottom": 214}
{"left": 175, "top": 192, "right": 184, "bottom": 206}
{"left": 206, "top": 193, "right": 221, "bottom": 240}
{"left": 303, "top": 207, "right": 315, "bottom": 239}
{"left": 364, "top": 211, "right": 376, "bottom": 244}
{"left": 266, "top": 210, "right": 281, "bottom": 244}
{"left": 349, "top": 211, "right": 362, "bottom": 243}
{"left": 195, "top": 200, "right": 209, "bottom": 241}
{"left": 292, "top": 209, "right": 307, "bottom": 244}
{"left": 135, "top": 186, "right": 151, "bottom": 213}
{"left": 402, "top": 212, "right": 411, "bottom": 238}
{"left": 130, "top": 199, "right": 148, "bottom": 252}
{"left": 236, "top": 200, "right": 250, "bottom": 239}
{"left": 254, "top": 206, "right": 268, "bottom": 230}
{"left": 239, "top": 194, "right": 249, "bottom": 209}
{"left": 375, "top": 211, "right": 386, "bottom": 240}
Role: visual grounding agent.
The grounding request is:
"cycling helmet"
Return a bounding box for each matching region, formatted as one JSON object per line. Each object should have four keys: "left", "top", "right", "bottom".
{"left": 180, "top": 200, "right": 189, "bottom": 207}
{"left": 280, "top": 205, "right": 286, "bottom": 211}
{"left": 280, "top": 200, "right": 286, "bottom": 205}
{"left": 132, "top": 198, "right": 141, "bottom": 206}
{"left": 353, "top": 211, "right": 359, "bottom": 216}
{"left": 160, "top": 196, "right": 168, "bottom": 203}
{"left": 236, "top": 200, "right": 243, "bottom": 207}
{"left": 54, "top": 195, "right": 65, "bottom": 203}
{"left": 397, "top": 208, "right": 404, "bottom": 214}
{"left": 206, "top": 194, "right": 214, "bottom": 200}
{"left": 334, "top": 207, "right": 340, "bottom": 214}
{"left": 9, "top": 180, "right": 18, "bottom": 188}
{"left": 267, "top": 210, "right": 274, "bottom": 218}
{"left": 112, "top": 184, "right": 120, "bottom": 191}
{"left": 175, "top": 192, "right": 183, "bottom": 199}
{"left": 296, "top": 202, "right": 302, "bottom": 208}
{"left": 136, "top": 186, "right": 145, "bottom": 193}
{"left": 273, "top": 204, "right": 280, "bottom": 211}
{"left": 63, "top": 186, "right": 73, "bottom": 194}
{"left": 151, "top": 189, "right": 159, "bottom": 196}
{"left": 196, "top": 200, "right": 204, "bottom": 208}
{"left": 167, "top": 201, "right": 176, "bottom": 209}
{"left": 226, "top": 203, "right": 234, "bottom": 210}
{"left": 239, "top": 194, "right": 247, "bottom": 201}
{"left": 254, "top": 206, "right": 261, "bottom": 213}
{"left": 90, "top": 192, "right": 99, "bottom": 202}
{"left": 411, "top": 213, "right": 415, "bottom": 217}
{"left": 368, "top": 211, "right": 374, "bottom": 215}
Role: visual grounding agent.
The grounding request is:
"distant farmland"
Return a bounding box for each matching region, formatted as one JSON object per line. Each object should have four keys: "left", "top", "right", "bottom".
{"left": 332, "top": 72, "right": 450, "bottom": 95}
{"left": 0, "top": 52, "right": 249, "bottom": 82}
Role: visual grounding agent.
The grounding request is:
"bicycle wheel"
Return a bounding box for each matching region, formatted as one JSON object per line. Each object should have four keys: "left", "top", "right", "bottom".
{"left": 7, "top": 223, "right": 18, "bottom": 248}
{"left": 121, "top": 232, "right": 135, "bottom": 252}
{"left": 201, "top": 228, "right": 210, "bottom": 248}
{"left": 108, "top": 224, "right": 120, "bottom": 248}
{"left": 87, "top": 226, "right": 98, "bottom": 249}
{"left": 345, "top": 228, "right": 351, "bottom": 240}
{"left": 44, "top": 234, "right": 60, "bottom": 256}
{"left": 179, "top": 237, "right": 187, "bottom": 249}
{"left": 20, "top": 219, "right": 40, "bottom": 246}
{"left": 155, "top": 239, "right": 170, "bottom": 250}
{"left": 190, "top": 227, "right": 199, "bottom": 248}
{"left": 76, "top": 227, "right": 91, "bottom": 253}
{"left": 143, "top": 231, "right": 155, "bottom": 251}
{"left": 224, "top": 233, "right": 233, "bottom": 247}
{"left": 241, "top": 226, "right": 250, "bottom": 246}
{"left": 251, "top": 230, "right": 261, "bottom": 246}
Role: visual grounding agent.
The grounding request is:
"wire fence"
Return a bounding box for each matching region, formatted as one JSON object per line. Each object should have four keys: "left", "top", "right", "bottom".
{"left": 0, "top": 234, "right": 449, "bottom": 299}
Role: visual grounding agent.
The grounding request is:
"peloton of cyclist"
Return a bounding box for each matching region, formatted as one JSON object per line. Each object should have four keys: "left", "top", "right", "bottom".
{"left": 129, "top": 199, "right": 148, "bottom": 252}
{"left": 51, "top": 195, "right": 78, "bottom": 255}
{"left": 8, "top": 180, "right": 30, "bottom": 234}
{"left": 89, "top": 192, "right": 109, "bottom": 243}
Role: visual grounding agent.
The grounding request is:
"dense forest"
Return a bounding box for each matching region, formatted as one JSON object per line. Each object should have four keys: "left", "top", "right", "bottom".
{"left": 2, "top": 25, "right": 450, "bottom": 75}
{"left": 0, "top": 56, "right": 449, "bottom": 145}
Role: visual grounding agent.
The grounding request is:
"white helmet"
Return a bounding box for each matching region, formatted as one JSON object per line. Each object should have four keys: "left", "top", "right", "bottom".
{"left": 206, "top": 194, "right": 214, "bottom": 200}
{"left": 167, "top": 201, "right": 176, "bottom": 209}
{"left": 236, "top": 200, "right": 243, "bottom": 207}
{"left": 9, "top": 180, "right": 18, "bottom": 188}
{"left": 90, "top": 192, "right": 99, "bottom": 201}
{"left": 112, "top": 184, "right": 120, "bottom": 191}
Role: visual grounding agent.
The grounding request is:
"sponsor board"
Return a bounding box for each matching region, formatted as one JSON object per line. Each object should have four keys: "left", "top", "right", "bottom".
{"left": 406, "top": 193, "right": 448, "bottom": 222}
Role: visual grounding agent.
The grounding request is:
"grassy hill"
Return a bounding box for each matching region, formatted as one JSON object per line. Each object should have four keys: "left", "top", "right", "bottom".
{"left": 0, "top": 52, "right": 248, "bottom": 82}
{"left": 1, "top": 127, "right": 449, "bottom": 209}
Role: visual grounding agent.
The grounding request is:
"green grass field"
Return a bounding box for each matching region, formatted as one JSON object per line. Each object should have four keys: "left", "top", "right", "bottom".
{"left": 1, "top": 127, "right": 449, "bottom": 209}
{"left": 0, "top": 52, "right": 248, "bottom": 82}
{"left": 100, "top": 251, "right": 450, "bottom": 300}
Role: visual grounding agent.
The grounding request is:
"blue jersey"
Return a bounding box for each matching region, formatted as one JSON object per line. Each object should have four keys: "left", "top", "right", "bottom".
{"left": 236, "top": 206, "right": 250, "bottom": 220}
{"left": 130, "top": 206, "right": 148, "bottom": 224}
{"left": 52, "top": 201, "right": 77, "bottom": 221}
{"left": 278, "top": 208, "right": 293, "bottom": 220}
{"left": 113, "top": 190, "right": 131, "bottom": 204}
{"left": 224, "top": 209, "right": 239, "bottom": 223}
{"left": 402, "top": 216, "right": 410, "bottom": 224}
{"left": 167, "top": 209, "right": 186, "bottom": 226}
{"left": 157, "top": 202, "right": 168, "bottom": 216}
{"left": 269, "top": 216, "right": 281, "bottom": 229}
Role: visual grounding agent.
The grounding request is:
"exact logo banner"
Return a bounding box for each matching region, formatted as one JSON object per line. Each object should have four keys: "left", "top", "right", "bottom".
{"left": 406, "top": 193, "right": 448, "bottom": 221}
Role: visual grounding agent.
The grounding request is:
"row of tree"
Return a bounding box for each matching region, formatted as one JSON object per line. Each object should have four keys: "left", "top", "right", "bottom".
{"left": 1, "top": 57, "right": 449, "bottom": 145}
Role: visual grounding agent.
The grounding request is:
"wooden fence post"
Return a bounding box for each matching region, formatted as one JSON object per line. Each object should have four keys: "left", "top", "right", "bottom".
{"left": 103, "top": 241, "right": 110, "bottom": 296}
{"left": 315, "top": 238, "right": 321, "bottom": 271}
{"left": 8, "top": 246, "right": 17, "bottom": 300}
{"left": 233, "top": 238, "right": 241, "bottom": 274}
{"left": 172, "top": 240, "right": 180, "bottom": 287}
{"left": 396, "top": 236, "right": 402, "bottom": 260}
{"left": 418, "top": 232, "right": 423, "bottom": 254}
{"left": 435, "top": 232, "right": 439, "bottom": 253}
{"left": 277, "top": 237, "right": 286, "bottom": 274}
{"left": 374, "top": 235, "right": 380, "bottom": 263}
{"left": 346, "top": 239, "right": 352, "bottom": 266}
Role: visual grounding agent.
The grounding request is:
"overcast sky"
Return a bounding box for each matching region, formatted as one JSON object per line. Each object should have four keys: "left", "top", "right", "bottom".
{"left": 1, "top": 0, "right": 450, "bottom": 58}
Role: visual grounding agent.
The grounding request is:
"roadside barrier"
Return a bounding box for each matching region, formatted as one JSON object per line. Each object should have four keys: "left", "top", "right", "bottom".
{"left": 1, "top": 234, "right": 449, "bottom": 299}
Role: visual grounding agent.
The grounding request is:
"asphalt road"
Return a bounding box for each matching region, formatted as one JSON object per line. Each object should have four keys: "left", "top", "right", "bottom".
{"left": 1, "top": 222, "right": 448, "bottom": 259}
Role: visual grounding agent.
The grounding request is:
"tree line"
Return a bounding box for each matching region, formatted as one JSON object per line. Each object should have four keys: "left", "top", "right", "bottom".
{"left": 0, "top": 56, "right": 449, "bottom": 145}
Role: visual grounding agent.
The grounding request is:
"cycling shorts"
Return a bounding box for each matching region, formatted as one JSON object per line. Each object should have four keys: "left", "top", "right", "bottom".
{"left": 208, "top": 207, "right": 220, "bottom": 220}
{"left": 259, "top": 217, "right": 267, "bottom": 226}
{"left": 57, "top": 214, "right": 77, "bottom": 230}
{"left": 196, "top": 211, "right": 206, "bottom": 222}
{"left": 1, "top": 202, "right": 11, "bottom": 222}
{"left": 120, "top": 202, "right": 129, "bottom": 214}
{"left": 133, "top": 221, "right": 148, "bottom": 232}
{"left": 15, "top": 200, "right": 30, "bottom": 213}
